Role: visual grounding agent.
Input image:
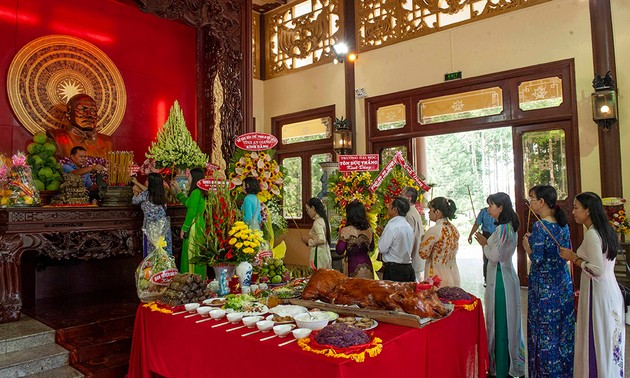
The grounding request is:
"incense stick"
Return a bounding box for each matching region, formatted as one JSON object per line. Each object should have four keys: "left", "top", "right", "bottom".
{"left": 466, "top": 185, "right": 476, "bottom": 220}
{"left": 526, "top": 206, "right": 532, "bottom": 234}
{"left": 290, "top": 216, "right": 303, "bottom": 238}
{"left": 525, "top": 202, "right": 561, "bottom": 248}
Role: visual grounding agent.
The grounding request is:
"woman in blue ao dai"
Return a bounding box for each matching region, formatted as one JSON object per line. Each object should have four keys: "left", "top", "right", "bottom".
{"left": 522, "top": 185, "right": 574, "bottom": 377}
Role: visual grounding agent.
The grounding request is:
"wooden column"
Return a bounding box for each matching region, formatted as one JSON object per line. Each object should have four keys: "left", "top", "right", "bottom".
{"left": 589, "top": 0, "right": 622, "bottom": 197}
{"left": 343, "top": 0, "right": 356, "bottom": 153}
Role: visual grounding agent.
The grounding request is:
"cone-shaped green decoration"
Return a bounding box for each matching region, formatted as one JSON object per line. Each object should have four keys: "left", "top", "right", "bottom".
{"left": 146, "top": 101, "right": 208, "bottom": 169}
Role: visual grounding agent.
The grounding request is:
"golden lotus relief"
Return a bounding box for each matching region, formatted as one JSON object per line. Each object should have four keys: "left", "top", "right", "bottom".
{"left": 7, "top": 35, "right": 126, "bottom": 136}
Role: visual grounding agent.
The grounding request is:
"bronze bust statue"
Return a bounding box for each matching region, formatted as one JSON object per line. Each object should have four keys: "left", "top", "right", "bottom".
{"left": 47, "top": 94, "right": 113, "bottom": 159}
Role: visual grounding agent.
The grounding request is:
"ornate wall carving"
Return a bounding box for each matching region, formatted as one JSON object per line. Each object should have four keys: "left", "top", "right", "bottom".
{"left": 357, "top": 0, "right": 552, "bottom": 52}
{"left": 134, "top": 0, "right": 252, "bottom": 165}
{"left": 265, "top": 0, "right": 342, "bottom": 78}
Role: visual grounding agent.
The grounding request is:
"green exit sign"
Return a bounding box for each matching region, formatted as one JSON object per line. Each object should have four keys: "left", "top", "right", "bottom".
{"left": 445, "top": 71, "right": 462, "bottom": 81}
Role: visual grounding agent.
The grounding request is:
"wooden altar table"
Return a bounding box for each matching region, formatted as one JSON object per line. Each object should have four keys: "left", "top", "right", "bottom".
{"left": 0, "top": 205, "right": 185, "bottom": 323}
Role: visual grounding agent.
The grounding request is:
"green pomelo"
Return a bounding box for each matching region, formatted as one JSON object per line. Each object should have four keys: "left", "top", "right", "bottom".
{"left": 33, "top": 132, "right": 47, "bottom": 144}
{"left": 43, "top": 143, "right": 56, "bottom": 155}
{"left": 38, "top": 167, "right": 53, "bottom": 179}
{"left": 31, "top": 155, "right": 44, "bottom": 166}
{"left": 33, "top": 179, "right": 45, "bottom": 191}
{"left": 27, "top": 143, "right": 38, "bottom": 154}
{"left": 45, "top": 181, "right": 60, "bottom": 191}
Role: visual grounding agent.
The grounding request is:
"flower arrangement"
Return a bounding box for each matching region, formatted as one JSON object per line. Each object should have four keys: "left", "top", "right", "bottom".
{"left": 228, "top": 148, "right": 286, "bottom": 242}
{"left": 146, "top": 101, "right": 208, "bottom": 169}
{"left": 328, "top": 171, "right": 379, "bottom": 216}
{"left": 375, "top": 165, "right": 427, "bottom": 227}
{"left": 228, "top": 149, "right": 284, "bottom": 203}
{"left": 327, "top": 171, "right": 380, "bottom": 235}
{"left": 228, "top": 221, "right": 264, "bottom": 260}
{"left": 190, "top": 178, "right": 263, "bottom": 266}
{"left": 602, "top": 197, "right": 630, "bottom": 235}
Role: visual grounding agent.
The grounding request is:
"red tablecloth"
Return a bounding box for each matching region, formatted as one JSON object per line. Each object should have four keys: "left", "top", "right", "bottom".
{"left": 127, "top": 301, "right": 488, "bottom": 378}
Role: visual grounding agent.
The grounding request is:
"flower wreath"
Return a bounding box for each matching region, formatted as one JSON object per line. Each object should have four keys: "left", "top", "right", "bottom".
{"left": 375, "top": 165, "right": 428, "bottom": 227}
{"left": 228, "top": 149, "right": 287, "bottom": 241}
{"left": 228, "top": 149, "right": 284, "bottom": 203}
{"left": 327, "top": 171, "right": 380, "bottom": 221}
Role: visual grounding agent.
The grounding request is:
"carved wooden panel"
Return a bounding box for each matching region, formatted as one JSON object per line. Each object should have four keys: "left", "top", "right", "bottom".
{"left": 0, "top": 206, "right": 185, "bottom": 323}
{"left": 133, "top": 0, "right": 253, "bottom": 165}
{"left": 265, "top": 0, "right": 342, "bottom": 78}
{"left": 357, "top": 0, "right": 552, "bottom": 52}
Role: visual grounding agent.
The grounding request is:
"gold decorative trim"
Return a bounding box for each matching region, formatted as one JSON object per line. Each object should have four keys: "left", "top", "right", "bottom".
{"left": 7, "top": 35, "right": 127, "bottom": 136}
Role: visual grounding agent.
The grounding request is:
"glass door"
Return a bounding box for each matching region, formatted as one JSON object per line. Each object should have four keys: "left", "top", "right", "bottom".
{"left": 513, "top": 121, "right": 581, "bottom": 286}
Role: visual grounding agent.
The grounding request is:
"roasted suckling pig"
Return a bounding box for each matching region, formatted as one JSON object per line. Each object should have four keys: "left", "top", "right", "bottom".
{"left": 301, "top": 269, "right": 449, "bottom": 319}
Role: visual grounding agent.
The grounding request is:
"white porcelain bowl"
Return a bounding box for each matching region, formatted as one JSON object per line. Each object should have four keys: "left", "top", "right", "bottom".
{"left": 184, "top": 303, "right": 200, "bottom": 313}
{"left": 292, "top": 328, "right": 312, "bottom": 339}
{"left": 197, "top": 306, "right": 212, "bottom": 317}
{"left": 293, "top": 312, "right": 330, "bottom": 331}
{"left": 209, "top": 309, "right": 226, "bottom": 320}
{"left": 226, "top": 312, "right": 243, "bottom": 324}
{"left": 273, "top": 324, "right": 296, "bottom": 338}
{"left": 256, "top": 320, "right": 274, "bottom": 333}
{"left": 242, "top": 315, "right": 263, "bottom": 328}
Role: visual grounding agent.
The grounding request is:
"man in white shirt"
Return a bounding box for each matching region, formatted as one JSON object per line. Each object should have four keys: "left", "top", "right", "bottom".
{"left": 379, "top": 196, "right": 415, "bottom": 282}
{"left": 402, "top": 187, "right": 425, "bottom": 282}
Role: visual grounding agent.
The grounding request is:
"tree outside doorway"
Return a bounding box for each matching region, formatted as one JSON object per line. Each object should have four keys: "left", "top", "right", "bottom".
{"left": 421, "top": 126, "right": 515, "bottom": 299}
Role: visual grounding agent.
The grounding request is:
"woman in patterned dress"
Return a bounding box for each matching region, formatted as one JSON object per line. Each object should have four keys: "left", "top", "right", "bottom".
{"left": 475, "top": 192, "right": 526, "bottom": 378}
{"left": 560, "top": 192, "right": 625, "bottom": 377}
{"left": 336, "top": 201, "right": 375, "bottom": 278}
{"left": 131, "top": 173, "right": 172, "bottom": 257}
{"left": 419, "top": 197, "right": 460, "bottom": 286}
{"left": 522, "top": 185, "right": 574, "bottom": 377}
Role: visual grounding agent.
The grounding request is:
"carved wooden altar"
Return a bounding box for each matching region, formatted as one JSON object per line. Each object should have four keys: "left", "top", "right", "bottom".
{"left": 0, "top": 206, "right": 185, "bottom": 323}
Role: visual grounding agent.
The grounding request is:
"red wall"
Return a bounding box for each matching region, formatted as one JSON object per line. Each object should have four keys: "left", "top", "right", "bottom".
{"left": 0, "top": 0, "right": 197, "bottom": 163}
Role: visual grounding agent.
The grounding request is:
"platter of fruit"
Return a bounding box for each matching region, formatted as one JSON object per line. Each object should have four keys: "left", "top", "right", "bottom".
{"left": 256, "top": 258, "right": 291, "bottom": 285}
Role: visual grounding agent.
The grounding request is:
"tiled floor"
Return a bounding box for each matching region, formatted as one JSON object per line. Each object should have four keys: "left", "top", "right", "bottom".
{"left": 457, "top": 243, "right": 629, "bottom": 375}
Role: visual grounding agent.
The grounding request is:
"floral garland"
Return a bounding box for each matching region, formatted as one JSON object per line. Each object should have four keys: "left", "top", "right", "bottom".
{"left": 142, "top": 301, "right": 173, "bottom": 314}
{"left": 229, "top": 149, "right": 284, "bottom": 203}
{"left": 297, "top": 336, "right": 383, "bottom": 362}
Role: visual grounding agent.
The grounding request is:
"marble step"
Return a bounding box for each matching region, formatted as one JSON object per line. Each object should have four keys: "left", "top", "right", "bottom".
{"left": 0, "top": 343, "right": 69, "bottom": 377}
{"left": 0, "top": 316, "right": 55, "bottom": 354}
{"left": 72, "top": 351, "right": 129, "bottom": 378}
{"left": 26, "top": 365, "right": 84, "bottom": 377}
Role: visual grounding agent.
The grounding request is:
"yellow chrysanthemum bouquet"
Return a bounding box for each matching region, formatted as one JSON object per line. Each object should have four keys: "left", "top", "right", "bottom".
{"left": 227, "top": 221, "right": 264, "bottom": 262}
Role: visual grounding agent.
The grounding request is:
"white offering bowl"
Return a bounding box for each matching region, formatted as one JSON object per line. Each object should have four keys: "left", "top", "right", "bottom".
{"left": 242, "top": 316, "right": 263, "bottom": 328}
{"left": 292, "top": 328, "right": 312, "bottom": 340}
{"left": 273, "top": 324, "right": 296, "bottom": 338}
{"left": 209, "top": 309, "right": 226, "bottom": 320}
{"left": 197, "top": 306, "right": 212, "bottom": 317}
{"left": 294, "top": 312, "right": 330, "bottom": 331}
{"left": 226, "top": 312, "right": 244, "bottom": 324}
{"left": 184, "top": 303, "right": 200, "bottom": 313}
{"left": 256, "top": 320, "right": 274, "bottom": 333}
